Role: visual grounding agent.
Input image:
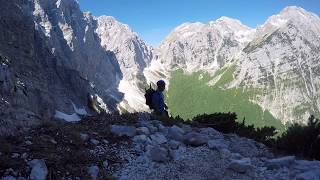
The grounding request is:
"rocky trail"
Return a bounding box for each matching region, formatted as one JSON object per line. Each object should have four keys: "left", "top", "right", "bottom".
{"left": 0, "top": 113, "right": 320, "bottom": 180}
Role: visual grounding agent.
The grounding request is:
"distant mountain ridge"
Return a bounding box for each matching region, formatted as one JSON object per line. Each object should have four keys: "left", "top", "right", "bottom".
{"left": 145, "top": 6, "right": 320, "bottom": 125}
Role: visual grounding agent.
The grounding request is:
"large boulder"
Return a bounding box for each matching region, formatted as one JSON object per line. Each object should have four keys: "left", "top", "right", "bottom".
{"left": 28, "top": 159, "right": 48, "bottom": 180}
{"left": 266, "top": 156, "right": 295, "bottom": 169}
{"left": 147, "top": 125, "right": 158, "bottom": 134}
{"left": 183, "top": 132, "right": 208, "bottom": 146}
{"left": 200, "top": 127, "right": 221, "bottom": 136}
{"left": 87, "top": 165, "right": 99, "bottom": 180}
{"left": 294, "top": 160, "right": 320, "bottom": 171}
{"left": 167, "top": 125, "right": 185, "bottom": 141}
{"left": 110, "top": 125, "right": 136, "bottom": 137}
{"left": 150, "top": 133, "right": 167, "bottom": 145}
{"left": 295, "top": 170, "right": 320, "bottom": 180}
{"left": 207, "top": 139, "right": 229, "bottom": 150}
{"left": 149, "top": 147, "right": 169, "bottom": 162}
{"left": 132, "top": 135, "right": 148, "bottom": 143}
{"left": 228, "top": 158, "right": 253, "bottom": 173}
{"left": 136, "top": 127, "right": 150, "bottom": 135}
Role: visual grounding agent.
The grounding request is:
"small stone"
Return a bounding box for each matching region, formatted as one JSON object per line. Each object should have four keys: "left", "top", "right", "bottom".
{"left": 132, "top": 135, "right": 148, "bottom": 143}
{"left": 11, "top": 153, "right": 20, "bottom": 158}
{"left": 90, "top": 139, "right": 100, "bottom": 145}
{"left": 103, "top": 160, "right": 109, "bottom": 169}
{"left": 207, "top": 139, "right": 229, "bottom": 150}
{"left": 200, "top": 127, "right": 221, "bottom": 136}
{"left": 169, "top": 140, "right": 181, "bottom": 150}
{"left": 168, "top": 125, "right": 185, "bottom": 141}
{"left": 183, "top": 132, "right": 208, "bottom": 146}
{"left": 25, "top": 140, "right": 32, "bottom": 145}
{"left": 28, "top": 159, "right": 48, "bottom": 180}
{"left": 137, "top": 120, "right": 150, "bottom": 127}
{"left": 169, "top": 146, "right": 186, "bottom": 160}
{"left": 102, "top": 139, "right": 109, "bottom": 144}
{"left": 147, "top": 125, "right": 158, "bottom": 134}
{"left": 136, "top": 127, "right": 150, "bottom": 135}
{"left": 80, "top": 133, "right": 89, "bottom": 141}
{"left": 134, "top": 143, "right": 145, "bottom": 152}
{"left": 150, "top": 133, "right": 167, "bottom": 145}
{"left": 231, "top": 153, "right": 243, "bottom": 160}
{"left": 181, "top": 124, "right": 193, "bottom": 133}
{"left": 149, "top": 147, "right": 169, "bottom": 162}
{"left": 50, "top": 139, "right": 57, "bottom": 144}
{"left": 228, "top": 158, "right": 253, "bottom": 173}
{"left": 87, "top": 165, "right": 99, "bottom": 180}
{"left": 110, "top": 125, "right": 136, "bottom": 137}
{"left": 219, "top": 148, "right": 232, "bottom": 159}
{"left": 25, "top": 136, "right": 32, "bottom": 140}
{"left": 157, "top": 124, "right": 166, "bottom": 132}
{"left": 21, "top": 153, "right": 28, "bottom": 159}
{"left": 145, "top": 145, "right": 154, "bottom": 152}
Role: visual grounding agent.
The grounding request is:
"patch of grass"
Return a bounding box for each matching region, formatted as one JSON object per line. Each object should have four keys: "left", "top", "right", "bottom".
{"left": 167, "top": 69, "right": 285, "bottom": 132}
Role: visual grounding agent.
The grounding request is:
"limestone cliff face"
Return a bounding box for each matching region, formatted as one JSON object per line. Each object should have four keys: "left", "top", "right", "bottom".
{"left": 95, "top": 16, "right": 153, "bottom": 112}
{"left": 0, "top": 0, "right": 81, "bottom": 134}
{"left": 0, "top": 0, "right": 158, "bottom": 135}
{"left": 231, "top": 7, "right": 320, "bottom": 124}
{"left": 32, "top": 0, "right": 123, "bottom": 109}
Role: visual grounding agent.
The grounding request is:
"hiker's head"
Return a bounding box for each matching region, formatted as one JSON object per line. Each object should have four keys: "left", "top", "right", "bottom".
{"left": 157, "top": 80, "right": 166, "bottom": 91}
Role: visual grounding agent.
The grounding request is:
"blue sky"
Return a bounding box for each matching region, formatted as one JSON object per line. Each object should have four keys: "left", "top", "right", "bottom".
{"left": 78, "top": 0, "right": 320, "bottom": 46}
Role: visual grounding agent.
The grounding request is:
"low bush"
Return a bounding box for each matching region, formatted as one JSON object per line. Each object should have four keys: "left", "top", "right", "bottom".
{"left": 191, "top": 112, "right": 276, "bottom": 144}
{"left": 187, "top": 112, "right": 320, "bottom": 160}
{"left": 276, "top": 115, "right": 320, "bottom": 160}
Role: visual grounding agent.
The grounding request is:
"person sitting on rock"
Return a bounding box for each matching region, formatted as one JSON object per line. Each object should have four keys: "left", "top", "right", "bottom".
{"left": 151, "top": 80, "right": 169, "bottom": 119}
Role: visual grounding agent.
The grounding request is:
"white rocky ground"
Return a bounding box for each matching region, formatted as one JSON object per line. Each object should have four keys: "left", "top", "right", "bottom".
{"left": 110, "top": 118, "right": 320, "bottom": 180}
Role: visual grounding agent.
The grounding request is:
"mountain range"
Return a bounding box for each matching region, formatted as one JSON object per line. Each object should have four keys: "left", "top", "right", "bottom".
{"left": 0, "top": 0, "right": 319, "bottom": 135}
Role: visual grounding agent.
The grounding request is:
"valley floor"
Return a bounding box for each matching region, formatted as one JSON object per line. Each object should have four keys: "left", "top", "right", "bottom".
{"left": 0, "top": 113, "right": 320, "bottom": 179}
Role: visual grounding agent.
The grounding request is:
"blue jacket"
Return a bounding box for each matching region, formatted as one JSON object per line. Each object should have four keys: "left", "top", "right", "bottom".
{"left": 152, "top": 90, "right": 165, "bottom": 113}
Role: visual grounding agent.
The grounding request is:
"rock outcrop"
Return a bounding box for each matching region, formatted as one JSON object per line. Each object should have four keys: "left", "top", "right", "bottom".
{"left": 0, "top": 0, "right": 106, "bottom": 135}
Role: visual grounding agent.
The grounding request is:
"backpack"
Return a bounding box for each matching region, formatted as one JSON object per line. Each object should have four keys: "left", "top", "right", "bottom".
{"left": 145, "top": 84, "right": 155, "bottom": 110}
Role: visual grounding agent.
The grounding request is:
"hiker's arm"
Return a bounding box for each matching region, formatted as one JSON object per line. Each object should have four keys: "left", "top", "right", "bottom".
{"left": 152, "top": 93, "right": 161, "bottom": 113}
{"left": 158, "top": 96, "right": 165, "bottom": 113}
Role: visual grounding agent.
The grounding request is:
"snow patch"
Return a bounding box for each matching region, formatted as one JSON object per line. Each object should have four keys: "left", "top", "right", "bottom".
{"left": 118, "top": 79, "right": 148, "bottom": 112}
{"left": 54, "top": 111, "right": 81, "bottom": 122}
{"left": 95, "top": 94, "right": 108, "bottom": 112}
{"left": 28, "top": 159, "right": 48, "bottom": 180}
{"left": 198, "top": 74, "right": 204, "bottom": 80}
{"left": 72, "top": 102, "right": 88, "bottom": 116}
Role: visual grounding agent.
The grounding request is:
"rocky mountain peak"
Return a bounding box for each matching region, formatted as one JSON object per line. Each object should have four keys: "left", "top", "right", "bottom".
{"left": 55, "top": 0, "right": 79, "bottom": 10}
{"left": 258, "top": 6, "right": 320, "bottom": 36}
{"left": 212, "top": 16, "right": 249, "bottom": 30}
{"left": 96, "top": 16, "right": 135, "bottom": 35}
{"left": 210, "top": 16, "right": 255, "bottom": 43}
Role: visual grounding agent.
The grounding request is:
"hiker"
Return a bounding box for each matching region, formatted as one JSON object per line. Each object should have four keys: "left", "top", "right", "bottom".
{"left": 151, "top": 80, "right": 169, "bottom": 119}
